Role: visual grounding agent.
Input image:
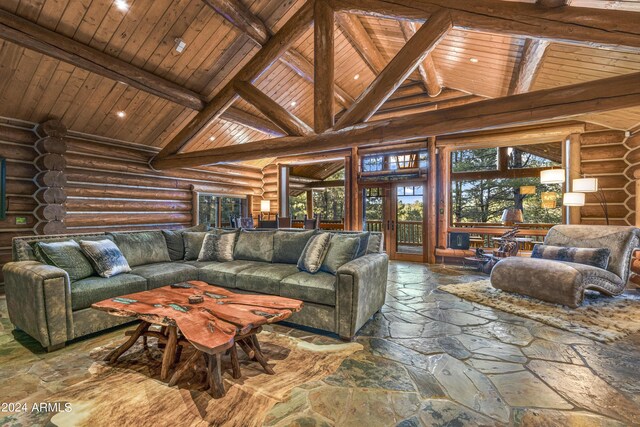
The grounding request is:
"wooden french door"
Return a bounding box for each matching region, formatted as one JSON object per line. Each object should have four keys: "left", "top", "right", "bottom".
{"left": 362, "top": 182, "right": 426, "bottom": 262}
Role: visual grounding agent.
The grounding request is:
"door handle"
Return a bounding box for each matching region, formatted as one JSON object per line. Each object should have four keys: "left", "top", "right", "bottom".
{"left": 387, "top": 220, "right": 390, "bottom": 230}
{"left": 391, "top": 220, "right": 395, "bottom": 231}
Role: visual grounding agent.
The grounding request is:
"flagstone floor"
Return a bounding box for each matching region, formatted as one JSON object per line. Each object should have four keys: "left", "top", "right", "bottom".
{"left": 1, "top": 261, "right": 640, "bottom": 426}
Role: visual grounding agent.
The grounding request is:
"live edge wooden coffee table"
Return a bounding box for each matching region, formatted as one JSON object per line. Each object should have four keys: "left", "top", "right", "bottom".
{"left": 92, "top": 281, "right": 303, "bottom": 398}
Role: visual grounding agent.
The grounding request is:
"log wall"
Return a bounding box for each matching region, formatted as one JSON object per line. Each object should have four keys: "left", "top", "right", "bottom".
{"left": 0, "top": 119, "right": 265, "bottom": 289}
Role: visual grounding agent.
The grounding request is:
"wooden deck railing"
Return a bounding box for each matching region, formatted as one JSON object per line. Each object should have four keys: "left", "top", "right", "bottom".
{"left": 365, "top": 220, "right": 423, "bottom": 245}
{"left": 450, "top": 222, "right": 555, "bottom": 249}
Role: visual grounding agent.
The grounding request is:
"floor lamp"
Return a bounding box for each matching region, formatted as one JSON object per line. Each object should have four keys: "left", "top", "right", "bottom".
{"left": 572, "top": 177, "right": 609, "bottom": 225}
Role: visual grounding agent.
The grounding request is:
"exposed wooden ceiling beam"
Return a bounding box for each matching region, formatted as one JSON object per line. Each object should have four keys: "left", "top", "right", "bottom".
{"left": 221, "top": 107, "right": 285, "bottom": 137}
{"left": 202, "top": 0, "right": 352, "bottom": 109}
{"left": 0, "top": 8, "right": 205, "bottom": 111}
{"left": 314, "top": 0, "right": 335, "bottom": 133}
{"left": 334, "top": 9, "right": 452, "bottom": 129}
{"left": 537, "top": 0, "right": 571, "bottom": 8}
{"left": 371, "top": 94, "right": 484, "bottom": 121}
{"left": 335, "top": 13, "right": 387, "bottom": 74}
{"left": 151, "top": 71, "right": 640, "bottom": 169}
{"left": 155, "top": 1, "right": 314, "bottom": 159}
{"left": 398, "top": 21, "right": 442, "bottom": 97}
{"left": 509, "top": 39, "right": 550, "bottom": 95}
{"left": 330, "top": 0, "right": 640, "bottom": 51}
{"left": 234, "top": 81, "right": 314, "bottom": 136}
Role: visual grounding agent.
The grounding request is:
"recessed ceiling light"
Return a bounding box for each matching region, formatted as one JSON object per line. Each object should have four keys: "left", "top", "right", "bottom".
{"left": 116, "top": 111, "right": 126, "bottom": 118}
{"left": 469, "top": 57, "right": 479, "bottom": 63}
{"left": 114, "top": 0, "right": 129, "bottom": 12}
{"left": 353, "top": 74, "right": 360, "bottom": 80}
{"left": 290, "top": 101, "right": 297, "bottom": 107}
{"left": 209, "top": 136, "right": 216, "bottom": 141}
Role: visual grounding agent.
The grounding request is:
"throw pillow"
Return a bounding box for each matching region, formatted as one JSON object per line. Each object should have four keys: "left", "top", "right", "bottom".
{"left": 234, "top": 229, "right": 275, "bottom": 263}
{"left": 79, "top": 239, "right": 131, "bottom": 278}
{"left": 321, "top": 235, "right": 361, "bottom": 274}
{"left": 273, "top": 230, "right": 316, "bottom": 264}
{"left": 110, "top": 231, "right": 171, "bottom": 267}
{"left": 531, "top": 244, "right": 611, "bottom": 270}
{"left": 354, "top": 231, "right": 370, "bottom": 258}
{"left": 162, "top": 224, "right": 209, "bottom": 261}
{"left": 34, "top": 240, "right": 95, "bottom": 282}
{"left": 183, "top": 231, "right": 208, "bottom": 261}
{"left": 198, "top": 231, "right": 237, "bottom": 262}
{"left": 366, "top": 232, "right": 384, "bottom": 254}
{"left": 297, "top": 233, "right": 332, "bottom": 274}
{"left": 14, "top": 239, "right": 37, "bottom": 261}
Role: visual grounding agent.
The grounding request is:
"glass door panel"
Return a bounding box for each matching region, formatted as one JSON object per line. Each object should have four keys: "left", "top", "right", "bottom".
{"left": 394, "top": 184, "right": 424, "bottom": 259}
{"left": 363, "top": 186, "right": 388, "bottom": 252}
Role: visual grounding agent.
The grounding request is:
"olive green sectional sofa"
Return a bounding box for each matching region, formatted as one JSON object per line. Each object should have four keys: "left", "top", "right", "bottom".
{"left": 3, "top": 229, "right": 388, "bottom": 351}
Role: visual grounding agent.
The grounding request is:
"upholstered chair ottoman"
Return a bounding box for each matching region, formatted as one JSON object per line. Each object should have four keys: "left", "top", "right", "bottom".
{"left": 490, "top": 225, "right": 640, "bottom": 308}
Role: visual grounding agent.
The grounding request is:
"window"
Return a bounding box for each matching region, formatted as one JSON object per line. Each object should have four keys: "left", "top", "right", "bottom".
{"left": 197, "top": 194, "right": 245, "bottom": 227}
{"left": 361, "top": 150, "right": 428, "bottom": 176}
{"left": 362, "top": 155, "right": 384, "bottom": 172}
{"left": 313, "top": 169, "right": 345, "bottom": 221}
{"left": 451, "top": 148, "right": 497, "bottom": 172}
{"left": 288, "top": 192, "right": 307, "bottom": 219}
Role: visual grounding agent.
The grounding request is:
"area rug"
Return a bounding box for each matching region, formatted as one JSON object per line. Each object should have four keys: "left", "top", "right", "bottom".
{"left": 4, "top": 331, "right": 362, "bottom": 427}
{"left": 439, "top": 280, "right": 640, "bottom": 342}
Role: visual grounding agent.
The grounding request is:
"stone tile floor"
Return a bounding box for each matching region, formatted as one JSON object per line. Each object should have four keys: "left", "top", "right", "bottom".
{"left": 1, "top": 261, "right": 640, "bottom": 426}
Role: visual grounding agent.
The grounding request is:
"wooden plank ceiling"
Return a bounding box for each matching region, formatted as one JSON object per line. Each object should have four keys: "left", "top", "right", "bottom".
{"left": 0, "top": 0, "right": 639, "bottom": 177}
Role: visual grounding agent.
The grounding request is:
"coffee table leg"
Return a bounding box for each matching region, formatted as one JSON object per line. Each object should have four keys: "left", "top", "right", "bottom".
{"left": 245, "top": 336, "right": 275, "bottom": 375}
{"left": 105, "top": 321, "right": 150, "bottom": 363}
{"left": 168, "top": 349, "right": 202, "bottom": 387}
{"left": 230, "top": 344, "right": 241, "bottom": 379}
{"left": 161, "top": 326, "right": 178, "bottom": 381}
{"left": 207, "top": 353, "right": 225, "bottom": 398}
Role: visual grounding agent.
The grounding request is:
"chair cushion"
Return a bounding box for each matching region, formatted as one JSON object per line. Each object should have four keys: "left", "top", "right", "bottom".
{"left": 162, "top": 224, "right": 209, "bottom": 261}
{"left": 79, "top": 239, "right": 131, "bottom": 278}
{"left": 234, "top": 230, "right": 275, "bottom": 262}
{"left": 129, "top": 262, "right": 198, "bottom": 289}
{"left": 71, "top": 274, "right": 147, "bottom": 311}
{"left": 110, "top": 231, "right": 171, "bottom": 267}
{"left": 321, "top": 235, "right": 360, "bottom": 274}
{"left": 298, "top": 233, "right": 332, "bottom": 273}
{"left": 280, "top": 271, "right": 336, "bottom": 306}
{"left": 273, "top": 230, "right": 315, "bottom": 264}
{"left": 35, "top": 240, "right": 94, "bottom": 282}
{"left": 198, "top": 260, "right": 262, "bottom": 288}
{"left": 236, "top": 263, "right": 300, "bottom": 295}
{"left": 532, "top": 244, "right": 610, "bottom": 270}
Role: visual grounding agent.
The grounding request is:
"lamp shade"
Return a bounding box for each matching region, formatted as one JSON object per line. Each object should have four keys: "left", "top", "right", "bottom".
{"left": 563, "top": 192, "right": 585, "bottom": 206}
{"left": 501, "top": 208, "right": 524, "bottom": 224}
{"left": 572, "top": 177, "right": 598, "bottom": 193}
{"left": 260, "top": 200, "right": 271, "bottom": 212}
{"left": 540, "top": 168, "right": 566, "bottom": 184}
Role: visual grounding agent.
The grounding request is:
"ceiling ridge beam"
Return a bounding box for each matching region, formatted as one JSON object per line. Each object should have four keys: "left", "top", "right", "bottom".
{"left": 154, "top": 1, "right": 314, "bottom": 160}
{"left": 233, "top": 81, "right": 314, "bottom": 136}
{"left": 0, "top": 8, "right": 205, "bottom": 111}
{"left": 221, "top": 107, "right": 285, "bottom": 137}
{"left": 330, "top": 0, "right": 640, "bottom": 52}
{"left": 151, "top": 70, "right": 640, "bottom": 169}
{"left": 201, "top": 0, "right": 352, "bottom": 109}
{"left": 334, "top": 8, "right": 453, "bottom": 129}
{"left": 509, "top": 38, "right": 550, "bottom": 95}
{"left": 335, "top": 13, "right": 387, "bottom": 74}
{"left": 399, "top": 21, "right": 442, "bottom": 97}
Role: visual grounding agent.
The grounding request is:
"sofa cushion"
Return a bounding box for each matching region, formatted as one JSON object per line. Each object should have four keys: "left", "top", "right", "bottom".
{"left": 110, "top": 231, "right": 171, "bottom": 267}
{"left": 198, "top": 260, "right": 262, "bottom": 288}
{"left": 236, "top": 263, "right": 299, "bottom": 295}
{"left": 35, "top": 240, "right": 94, "bottom": 282}
{"left": 198, "top": 230, "right": 238, "bottom": 262}
{"left": 321, "top": 235, "right": 360, "bottom": 274}
{"left": 79, "top": 239, "right": 131, "bottom": 278}
{"left": 129, "top": 262, "right": 198, "bottom": 289}
{"left": 273, "top": 230, "right": 315, "bottom": 264}
{"left": 183, "top": 231, "right": 208, "bottom": 261}
{"left": 234, "top": 230, "right": 275, "bottom": 263}
{"left": 280, "top": 271, "right": 336, "bottom": 306}
{"left": 71, "top": 274, "right": 147, "bottom": 311}
{"left": 532, "top": 244, "right": 611, "bottom": 270}
{"left": 162, "top": 224, "right": 209, "bottom": 261}
{"left": 298, "top": 233, "right": 332, "bottom": 273}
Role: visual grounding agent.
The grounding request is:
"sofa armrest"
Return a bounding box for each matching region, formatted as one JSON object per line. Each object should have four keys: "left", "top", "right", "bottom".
{"left": 336, "top": 253, "right": 389, "bottom": 339}
{"left": 3, "top": 261, "right": 73, "bottom": 349}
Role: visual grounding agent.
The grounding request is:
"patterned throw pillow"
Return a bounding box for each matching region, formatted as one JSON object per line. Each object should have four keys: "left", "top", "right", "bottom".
{"left": 531, "top": 244, "right": 611, "bottom": 270}
{"left": 35, "top": 240, "right": 95, "bottom": 282}
{"left": 297, "top": 233, "right": 332, "bottom": 274}
{"left": 79, "top": 239, "right": 131, "bottom": 278}
{"left": 198, "top": 231, "right": 237, "bottom": 262}
{"left": 321, "top": 235, "right": 361, "bottom": 274}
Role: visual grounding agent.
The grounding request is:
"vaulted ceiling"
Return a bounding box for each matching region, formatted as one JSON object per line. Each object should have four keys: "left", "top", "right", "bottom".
{"left": 0, "top": 0, "right": 639, "bottom": 172}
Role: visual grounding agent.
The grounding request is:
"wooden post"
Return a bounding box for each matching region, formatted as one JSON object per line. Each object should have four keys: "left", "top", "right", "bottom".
{"left": 498, "top": 147, "right": 509, "bottom": 172}
{"left": 636, "top": 177, "right": 640, "bottom": 227}
{"left": 426, "top": 137, "right": 437, "bottom": 263}
{"left": 436, "top": 146, "right": 450, "bottom": 249}
{"left": 564, "top": 133, "right": 582, "bottom": 224}
{"left": 314, "top": 0, "right": 335, "bottom": 132}
{"left": 306, "top": 190, "right": 314, "bottom": 219}
{"left": 344, "top": 150, "right": 361, "bottom": 231}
